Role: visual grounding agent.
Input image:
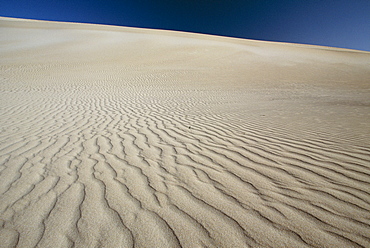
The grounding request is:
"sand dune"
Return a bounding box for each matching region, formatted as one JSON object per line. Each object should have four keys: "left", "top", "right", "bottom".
{"left": 0, "top": 17, "right": 370, "bottom": 248}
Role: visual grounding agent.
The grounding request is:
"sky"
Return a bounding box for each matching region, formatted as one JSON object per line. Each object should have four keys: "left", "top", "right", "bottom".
{"left": 1, "top": 0, "right": 369, "bottom": 51}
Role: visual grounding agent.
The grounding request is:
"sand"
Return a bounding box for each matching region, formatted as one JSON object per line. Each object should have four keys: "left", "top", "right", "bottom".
{"left": 0, "top": 17, "right": 369, "bottom": 248}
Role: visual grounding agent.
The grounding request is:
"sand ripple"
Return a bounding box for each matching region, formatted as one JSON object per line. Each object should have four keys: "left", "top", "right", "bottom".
{"left": 1, "top": 17, "right": 370, "bottom": 248}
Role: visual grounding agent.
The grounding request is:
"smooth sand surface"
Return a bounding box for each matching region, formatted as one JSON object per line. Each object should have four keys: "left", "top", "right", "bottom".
{"left": 0, "top": 17, "right": 370, "bottom": 248}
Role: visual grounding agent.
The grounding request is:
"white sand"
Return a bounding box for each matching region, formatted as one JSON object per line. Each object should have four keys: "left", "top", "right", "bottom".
{"left": 0, "top": 17, "right": 369, "bottom": 248}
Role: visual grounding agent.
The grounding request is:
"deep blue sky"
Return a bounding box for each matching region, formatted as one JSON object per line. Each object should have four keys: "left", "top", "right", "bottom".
{"left": 1, "top": 0, "right": 369, "bottom": 51}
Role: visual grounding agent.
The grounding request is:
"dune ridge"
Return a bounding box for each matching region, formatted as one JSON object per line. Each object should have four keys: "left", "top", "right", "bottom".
{"left": 0, "top": 17, "right": 370, "bottom": 247}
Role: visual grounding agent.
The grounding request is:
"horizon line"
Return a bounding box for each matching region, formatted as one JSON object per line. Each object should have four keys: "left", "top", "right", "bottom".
{"left": 1, "top": 15, "right": 369, "bottom": 53}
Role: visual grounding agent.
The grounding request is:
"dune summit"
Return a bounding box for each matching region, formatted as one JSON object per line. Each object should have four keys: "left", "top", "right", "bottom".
{"left": 0, "top": 17, "right": 370, "bottom": 248}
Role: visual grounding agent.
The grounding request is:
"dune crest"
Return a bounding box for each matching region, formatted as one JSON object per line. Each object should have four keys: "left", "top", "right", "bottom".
{"left": 0, "top": 17, "right": 370, "bottom": 247}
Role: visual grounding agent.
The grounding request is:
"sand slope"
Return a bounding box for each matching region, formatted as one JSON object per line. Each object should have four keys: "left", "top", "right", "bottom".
{"left": 0, "top": 17, "right": 370, "bottom": 248}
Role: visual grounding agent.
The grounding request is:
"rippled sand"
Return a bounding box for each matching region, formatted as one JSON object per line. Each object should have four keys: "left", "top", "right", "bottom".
{"left": 0, "top": 17, "right": 370, "bottom": 248}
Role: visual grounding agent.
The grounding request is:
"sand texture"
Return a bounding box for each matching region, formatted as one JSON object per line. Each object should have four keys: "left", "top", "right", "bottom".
{"left": 0, "top": 17, "right": 370, "bottom": 248}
